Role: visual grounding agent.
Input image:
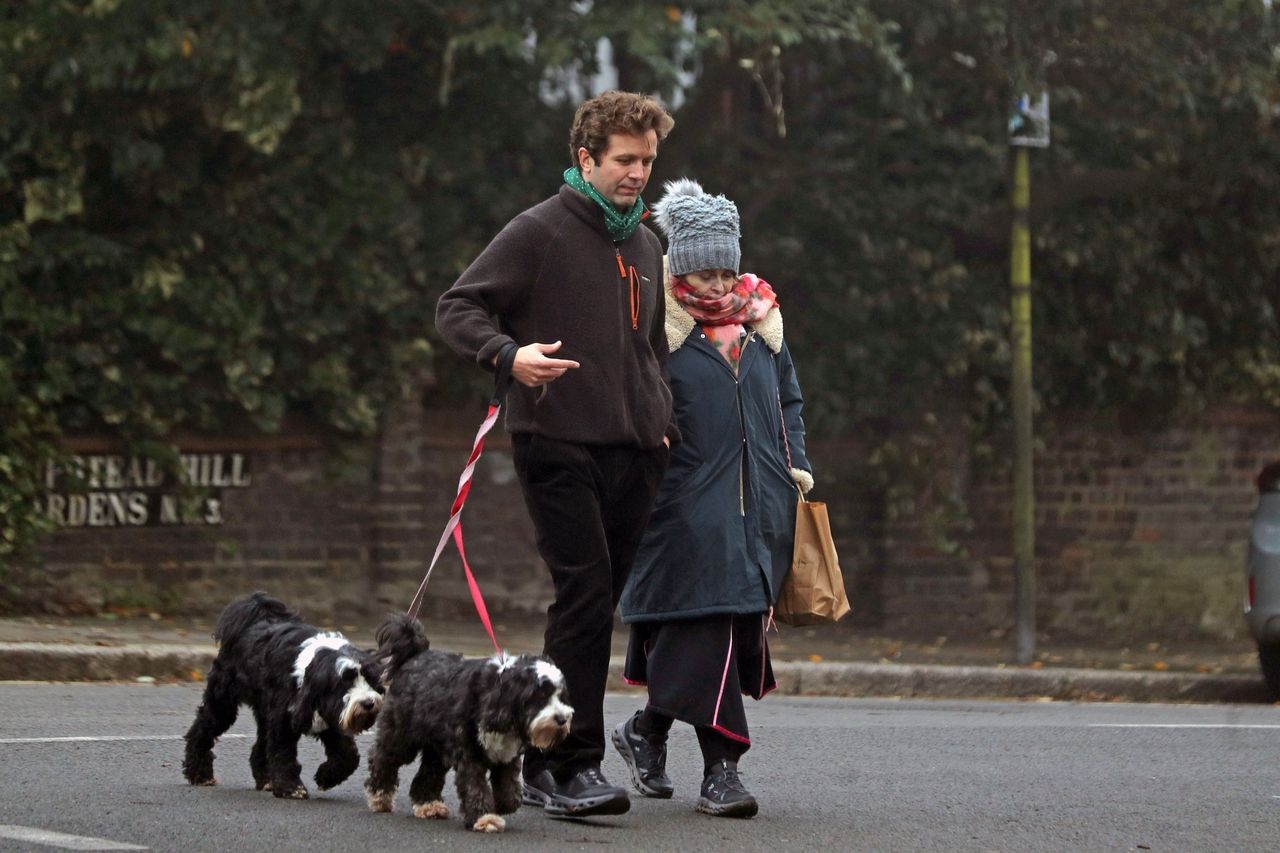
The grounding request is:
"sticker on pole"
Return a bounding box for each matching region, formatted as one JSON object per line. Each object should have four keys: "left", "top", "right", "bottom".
{"left": 1009, "top": 92, "right": 1050, "bottom": 148}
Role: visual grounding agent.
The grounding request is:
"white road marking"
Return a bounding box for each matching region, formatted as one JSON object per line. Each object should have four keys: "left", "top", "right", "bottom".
{"left": 0, "top": 734, "right": 250, "bottom": 744}
{"left": 1090, "top": 723, "right": 1280, "bottom": 729}
{"left": 0, "top": 824, "right": 147, "bottom": 850}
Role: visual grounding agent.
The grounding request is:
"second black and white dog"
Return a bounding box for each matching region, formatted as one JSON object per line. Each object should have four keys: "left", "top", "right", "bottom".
{"left": 365, "top": 615, "right": 573, "bottom": 833}
{"left": 183, "top": 592, "right": 384, "bottom": 798}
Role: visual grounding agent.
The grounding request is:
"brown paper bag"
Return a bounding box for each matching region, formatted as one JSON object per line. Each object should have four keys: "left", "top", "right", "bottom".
{"left": 774, "top": 496, "right": 851, "bottom": 626}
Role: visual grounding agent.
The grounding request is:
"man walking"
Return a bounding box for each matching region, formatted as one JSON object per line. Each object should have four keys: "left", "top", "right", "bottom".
{"left": 435, "top": 90, "right": 677, "bottom": 818}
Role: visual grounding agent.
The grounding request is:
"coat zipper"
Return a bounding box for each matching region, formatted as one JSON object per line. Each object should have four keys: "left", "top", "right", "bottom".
{"left": 735, "top": 332, "right": 756, "bottom": 516}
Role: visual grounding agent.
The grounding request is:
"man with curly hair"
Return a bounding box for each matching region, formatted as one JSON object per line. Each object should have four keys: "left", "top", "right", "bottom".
{"left": 436, "top": 90, "right": 678, "bottom": 818}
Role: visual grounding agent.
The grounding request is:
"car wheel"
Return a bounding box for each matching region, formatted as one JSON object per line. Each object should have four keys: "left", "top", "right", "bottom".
{"left": 1258, "top": 643, "right": 1280, "bottom": 699}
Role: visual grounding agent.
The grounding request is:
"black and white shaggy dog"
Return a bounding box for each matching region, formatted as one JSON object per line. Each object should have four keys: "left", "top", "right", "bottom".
{"left": 182, "top": 592, "right": 384, "bottom": 799}
{"left": 364, "top": 615, "right": 573, "bottom": 833}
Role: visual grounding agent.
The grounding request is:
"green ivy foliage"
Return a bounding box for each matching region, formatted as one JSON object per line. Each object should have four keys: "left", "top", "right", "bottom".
{"left": 0, "top": 0, "right": 611, "bottom": 569}
{"left": 661, "top": 0, "right": 1280, "bottom": 525}
{"left": 2, "top": 0, "right": 1278, "bottom": 573}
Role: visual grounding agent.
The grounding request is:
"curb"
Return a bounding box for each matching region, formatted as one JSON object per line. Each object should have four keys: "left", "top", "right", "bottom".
{"left": 757, "top": 661, "right": 1273, "bottom": 704}
{"left": 610, "top": 660, "right": 1273, "bottom": 704}
{"left": 0, "top": 643, "right": 1270, "bottom": 704}
{"left": 0, "top": 643, "right": 213, "bottom": 683}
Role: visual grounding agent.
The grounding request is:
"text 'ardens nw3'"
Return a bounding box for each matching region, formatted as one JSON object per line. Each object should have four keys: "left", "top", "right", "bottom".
{"left": 40, "top": 452, "right": 252, "bottom": 528}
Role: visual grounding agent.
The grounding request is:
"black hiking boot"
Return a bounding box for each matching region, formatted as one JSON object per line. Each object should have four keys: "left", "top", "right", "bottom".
{"left": 611, "top": 712, "right": 674, "bottom": 799}
{"left": 696, "top": 759, "right": 758, "bottom": 818}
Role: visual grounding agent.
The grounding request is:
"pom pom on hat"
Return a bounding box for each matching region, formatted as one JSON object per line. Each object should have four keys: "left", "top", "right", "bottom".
{"left": 652, "top": 178, "right": 741, "bottom": 276}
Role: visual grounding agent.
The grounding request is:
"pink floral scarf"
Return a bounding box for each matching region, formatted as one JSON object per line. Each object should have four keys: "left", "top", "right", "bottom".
{"left": 671, "top": 273, "right": 778, "bottom": 369}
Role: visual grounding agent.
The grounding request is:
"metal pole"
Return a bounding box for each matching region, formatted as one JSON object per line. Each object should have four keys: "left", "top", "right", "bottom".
{"left": 1010, "top": 146, "right": 1036, "bottom": 665}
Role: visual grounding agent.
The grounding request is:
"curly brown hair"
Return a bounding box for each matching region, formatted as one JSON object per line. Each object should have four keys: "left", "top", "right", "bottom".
{"left": 568, "top": 90, "right": 675, "bottom": 166}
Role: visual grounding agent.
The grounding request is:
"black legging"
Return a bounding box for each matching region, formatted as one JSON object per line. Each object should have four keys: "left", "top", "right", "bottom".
{"left": 636, "top": 706, "right": 748, "bottom": 770}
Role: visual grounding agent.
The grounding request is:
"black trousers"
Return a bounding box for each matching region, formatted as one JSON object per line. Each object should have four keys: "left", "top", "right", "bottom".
{"left": 512, "top": 433, "right": 666, "bottom": 780}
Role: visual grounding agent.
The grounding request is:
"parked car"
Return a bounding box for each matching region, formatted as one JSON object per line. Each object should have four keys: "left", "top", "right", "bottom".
{"left": 1244, "top": 460, "right": 1280, "bottom": 697}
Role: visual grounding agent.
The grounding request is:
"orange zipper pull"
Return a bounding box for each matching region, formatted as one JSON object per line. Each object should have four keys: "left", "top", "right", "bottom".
{"left": 615, "top": 247, "right": 638, "bottom": 329}
{"left": 627, "top": 265, "right": 640, "bottom": 330}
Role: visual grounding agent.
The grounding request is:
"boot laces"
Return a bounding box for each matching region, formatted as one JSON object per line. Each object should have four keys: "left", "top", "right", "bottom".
{"left": 636, "top": 734, "right": 667, "bottom": 765}
{"left": 628, "top": 718, "right": 668, "bottom": 768}
{"left": 578, "top": 766, "right": 608, "bottom": 786}
{"left": 710, "top": 761, "right": 747, "bottom": 795}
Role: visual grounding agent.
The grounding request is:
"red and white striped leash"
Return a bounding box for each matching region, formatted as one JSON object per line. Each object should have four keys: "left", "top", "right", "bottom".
{"left": 406, "top": 344, "right": 517, "bottom": 655}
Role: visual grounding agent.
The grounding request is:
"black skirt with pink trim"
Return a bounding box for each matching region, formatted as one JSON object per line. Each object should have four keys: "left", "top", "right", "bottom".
{"left": 623, "top": 613, "right": 777, "bottom": 746}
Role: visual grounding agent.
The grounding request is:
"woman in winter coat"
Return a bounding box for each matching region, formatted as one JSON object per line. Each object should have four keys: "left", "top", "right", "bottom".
{"left": 612, "top": 179, "right": 813, "bottom": 819}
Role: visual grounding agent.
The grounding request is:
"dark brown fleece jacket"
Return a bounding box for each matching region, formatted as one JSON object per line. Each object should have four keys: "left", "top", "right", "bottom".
{"left": 435, "top": 185, "right": 676, "bottom": 448}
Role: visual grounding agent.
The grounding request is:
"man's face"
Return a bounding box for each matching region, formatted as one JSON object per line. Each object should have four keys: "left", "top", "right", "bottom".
{"left": 578, "top": 130, "right": 658, "bottom": 210}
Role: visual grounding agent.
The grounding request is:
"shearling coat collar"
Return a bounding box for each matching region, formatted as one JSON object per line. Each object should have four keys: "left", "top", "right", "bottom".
{"left": 663, "top": 272, "right": 784, "bottom": 354}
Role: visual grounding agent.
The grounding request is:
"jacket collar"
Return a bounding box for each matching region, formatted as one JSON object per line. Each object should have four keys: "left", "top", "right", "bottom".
{"left": 663, "top": 262, "right": 783, "bottom": 354}
{"left": 559, "top": 184, "right": 609, "bottom": 237}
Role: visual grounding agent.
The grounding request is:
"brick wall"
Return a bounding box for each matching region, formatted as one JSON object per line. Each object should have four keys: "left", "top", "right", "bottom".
{"left": 873, "top": 410, "right": 1280, "bottom": 642}
{"left": 19, "top": 404, "right": 1280, "bottom": 643}
{"left": 365, "top": 404, "right": 551, "bottom": 622}
{"left": 18, "top": 406, "right": 549, "bottom": 625}
{"left": 26, "top": 434, "right": 374, "bottom": 621}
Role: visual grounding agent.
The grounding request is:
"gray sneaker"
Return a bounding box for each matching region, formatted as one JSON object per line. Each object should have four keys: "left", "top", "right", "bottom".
{"left": 611, "top": 712, "right": 674, "bottom": 798}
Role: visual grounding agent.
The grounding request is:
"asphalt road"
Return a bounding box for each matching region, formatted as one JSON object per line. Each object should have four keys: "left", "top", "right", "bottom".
{"left": 0, "top": 684, "right": 1277, "bottom": 851}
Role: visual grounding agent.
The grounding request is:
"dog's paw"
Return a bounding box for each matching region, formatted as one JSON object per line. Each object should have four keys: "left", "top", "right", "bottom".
{"left": 273, "top": 784, "right": 309, "bottom": 800}
{"left": 182, "top": 760, "right": 216, "bottom": 787}
{"left": 256, "top": 780, "right": 271, "bottom": 792}
{"left": 471, "top": 814, "right": 506, "bottom": 833}
{"left": 413, "top": 800, "right": 449, "bottom": 820}
{"left": 187, "top": 776, "right": 217, "bottom": 787}
{"left": 366, "top": 788, "right": 395, "bottom": 812}
{"left": 314, "top": 769, "right": 350, "bottom": 791}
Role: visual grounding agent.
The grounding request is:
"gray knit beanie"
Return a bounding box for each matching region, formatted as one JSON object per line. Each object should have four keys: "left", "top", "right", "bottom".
{"left": 652, "top": 178, "right": 741, "bottom": 276}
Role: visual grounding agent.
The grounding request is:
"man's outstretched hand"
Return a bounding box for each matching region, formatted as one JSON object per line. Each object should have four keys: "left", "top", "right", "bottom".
{"left": 509, "top": 341, "right": 580, "bottom": 388}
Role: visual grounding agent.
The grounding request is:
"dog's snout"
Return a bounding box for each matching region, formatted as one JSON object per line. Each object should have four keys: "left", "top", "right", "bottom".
{"left": 361, "top": 698, "right": 377, "bottom": 710}
{"left": 554, "top": 713, "right": 568, "bottom": 726}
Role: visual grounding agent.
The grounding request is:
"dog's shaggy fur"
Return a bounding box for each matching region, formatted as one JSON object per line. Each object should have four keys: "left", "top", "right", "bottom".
{"left": 364, "top": 615, "right": 573, "bottom": 833}
{"left": 182, "top": 592, "right": 384, "bottom": 799}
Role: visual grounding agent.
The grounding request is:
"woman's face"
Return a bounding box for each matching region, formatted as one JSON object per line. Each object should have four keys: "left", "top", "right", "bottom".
{"left": 684, "top": 269, "right": 737, "bottom": 298}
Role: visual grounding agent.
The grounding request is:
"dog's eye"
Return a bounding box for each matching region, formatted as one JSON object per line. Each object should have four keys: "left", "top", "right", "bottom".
{"left": 341, "top": 668, "right": 357, "bottom": 681}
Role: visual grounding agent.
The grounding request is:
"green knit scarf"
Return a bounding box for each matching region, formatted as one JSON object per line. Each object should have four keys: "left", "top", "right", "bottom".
{"left": 563, "top": 166, "right": 646, "bottom": 242}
